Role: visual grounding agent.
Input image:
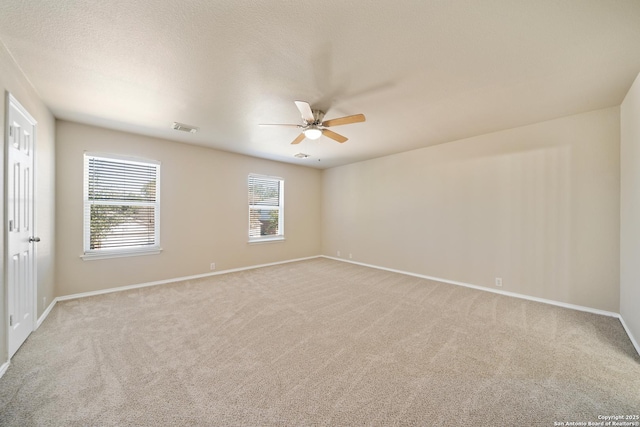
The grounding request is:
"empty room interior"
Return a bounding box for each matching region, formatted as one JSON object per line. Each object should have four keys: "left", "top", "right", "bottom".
{"left": 1, "top": 1, "right": 640, "bottom": 425}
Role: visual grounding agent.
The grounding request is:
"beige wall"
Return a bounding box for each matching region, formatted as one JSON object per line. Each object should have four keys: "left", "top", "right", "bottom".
{"left": 620, "top": 72, "right": 640, "bottom": 348}
{"left": 55, "top": 121, "right": 321, "bottom": 296}
{"left": 322, "top": 107, "right": 620, "bottom": 312}
{"left": 0, "top": 42, "right": 56, "bottom": 363}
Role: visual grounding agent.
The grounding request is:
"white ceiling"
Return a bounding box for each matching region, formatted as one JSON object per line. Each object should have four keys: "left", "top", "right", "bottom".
{"left": 1, "top": 1, "right": 640, "bottom": 169}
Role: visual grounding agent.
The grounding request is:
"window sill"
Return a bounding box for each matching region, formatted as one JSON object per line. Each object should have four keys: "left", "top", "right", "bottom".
{"left": 81, "top": 248, "right": 163, "bottom": 261}
{"left": 248, "top": 237, "right": 285, "bottom": 244}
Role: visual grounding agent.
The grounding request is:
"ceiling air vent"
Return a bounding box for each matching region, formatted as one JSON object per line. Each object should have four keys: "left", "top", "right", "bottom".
{"left": 294, "top": 153, "right": 310, "bottom": 159}
{"left": 172, "top": 122, "right": 199, "bottom": 133}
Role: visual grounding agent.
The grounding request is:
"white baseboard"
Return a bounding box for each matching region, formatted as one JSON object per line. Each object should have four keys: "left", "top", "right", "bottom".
{"left": 321, "top": 256, "right": 620, "bottom": 317}
{"left": 56, "top": 255, "right": 322, "bottom": 302}
{"left": 619, "top": 315, "right": 640, "bottom": 357}
{"left": 36, "top": 299, "right": 58, "bottom": 330}
{"left": 0, "top": 361, "right": 9, "bottom": 379}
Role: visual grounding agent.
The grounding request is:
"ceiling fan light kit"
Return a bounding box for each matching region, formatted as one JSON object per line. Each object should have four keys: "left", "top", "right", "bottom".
{"left": 260, "top": 101, "right": 366, "bottom": 145}
{"left": 303, "top": 126, "right": 323, "bottom": 140}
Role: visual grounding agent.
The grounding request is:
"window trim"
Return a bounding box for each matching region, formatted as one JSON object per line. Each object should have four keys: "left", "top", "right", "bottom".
{"left": 82, "top": 152, "right": 162, "bottom": 260}
{"left": 248, "top": 173, "right": 284, "bottom": 243}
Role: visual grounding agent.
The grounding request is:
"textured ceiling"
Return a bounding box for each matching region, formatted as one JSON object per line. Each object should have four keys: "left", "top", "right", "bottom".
{"left": 1, "top": 0, "right": 640, "bottom": 169}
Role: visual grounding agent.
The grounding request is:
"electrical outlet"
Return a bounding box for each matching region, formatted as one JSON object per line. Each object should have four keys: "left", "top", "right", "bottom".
{"left": 495, "top": 277, "right": 503, "bottom": 287}
{"left": 43, "top": 297, "right": 46, "bottom": 308}
{"left": 337, "top": 251, "right": 341, "bottom": 257}
{"left": 349, "top": 253, "right": 352, "bottom": 259}
{"left": 210, "top": 262, "right": 216, "bottom": 271}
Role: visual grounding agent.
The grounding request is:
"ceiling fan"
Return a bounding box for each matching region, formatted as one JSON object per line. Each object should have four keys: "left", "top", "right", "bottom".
{"left": 260, "top": 101, "right": 365, "bottom": 144}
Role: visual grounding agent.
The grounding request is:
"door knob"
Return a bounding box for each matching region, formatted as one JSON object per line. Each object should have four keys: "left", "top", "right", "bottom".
{"left": 28, "top": 236, "right": 40, "bottom": 243}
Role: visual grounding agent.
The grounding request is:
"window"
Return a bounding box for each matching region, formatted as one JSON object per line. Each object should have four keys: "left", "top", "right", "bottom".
{"left": 83, "top": 154, "right": 161, "bottom": 259}
{"left": 248, "top": 174, "right": 284, "bottom": 242}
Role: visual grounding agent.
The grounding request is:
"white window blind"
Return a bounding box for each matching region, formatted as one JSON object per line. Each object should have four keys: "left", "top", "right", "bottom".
{"left": 84, "top": 154, "right": 160, "bottom": 257}
{"left": 248, "top": 174, "right": 284, "bottom": 241}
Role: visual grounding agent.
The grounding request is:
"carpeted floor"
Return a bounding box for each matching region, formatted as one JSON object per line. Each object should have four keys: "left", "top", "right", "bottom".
{"left": 1, "top": 258, "right": 639, "bottom": 426}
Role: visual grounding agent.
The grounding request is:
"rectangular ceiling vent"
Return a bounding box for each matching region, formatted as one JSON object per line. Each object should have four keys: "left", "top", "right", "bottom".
{"left": 172, "top": 122, "right": 199, "bottom": 133}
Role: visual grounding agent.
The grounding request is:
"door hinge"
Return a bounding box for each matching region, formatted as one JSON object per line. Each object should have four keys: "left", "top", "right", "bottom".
{"left": 9, "top": 315, "right": 13, "bottom": 327}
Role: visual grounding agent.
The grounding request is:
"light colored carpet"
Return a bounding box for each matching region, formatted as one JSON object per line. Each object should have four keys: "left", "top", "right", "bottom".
{"left": 1, "top": 258, "right": 639, "bottom": 426}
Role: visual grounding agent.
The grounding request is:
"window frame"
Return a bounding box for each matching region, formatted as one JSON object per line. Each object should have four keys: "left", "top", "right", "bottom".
{"left": 82, "top": 152, "right": 162, "bottom": 260}
{"left": 248, "top": 173, "right": 284, "bottom": 243}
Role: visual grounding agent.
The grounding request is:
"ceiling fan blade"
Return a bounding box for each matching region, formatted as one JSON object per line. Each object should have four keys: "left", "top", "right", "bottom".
{"left": 259, "top": 123, "right": 302, "bottom": 127}
{"left": 294, "top": 101, "right": 315, "bottom": 123}
{"left": 291, "top": 133, "right": 306, "bottom": 145}
{"left": 322, "top": 129, "right": 348, "bottom": 143}
{"left": 322, "top": 113, "right": 366, "bottom": 127}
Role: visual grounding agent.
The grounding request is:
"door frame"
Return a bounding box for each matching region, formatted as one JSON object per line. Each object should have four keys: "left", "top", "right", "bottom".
{"left": 4, "top": 91, "right": 38, "bottom": 359}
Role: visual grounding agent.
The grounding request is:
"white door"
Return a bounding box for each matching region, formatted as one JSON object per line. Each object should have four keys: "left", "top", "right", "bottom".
{"left": 6, "top": 93, "right": 37, "bottom": 358}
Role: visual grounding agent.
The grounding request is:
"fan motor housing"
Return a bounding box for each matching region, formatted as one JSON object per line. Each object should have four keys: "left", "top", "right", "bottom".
{"left": 307, "top": 110, "right": 325, "bottom": 125}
